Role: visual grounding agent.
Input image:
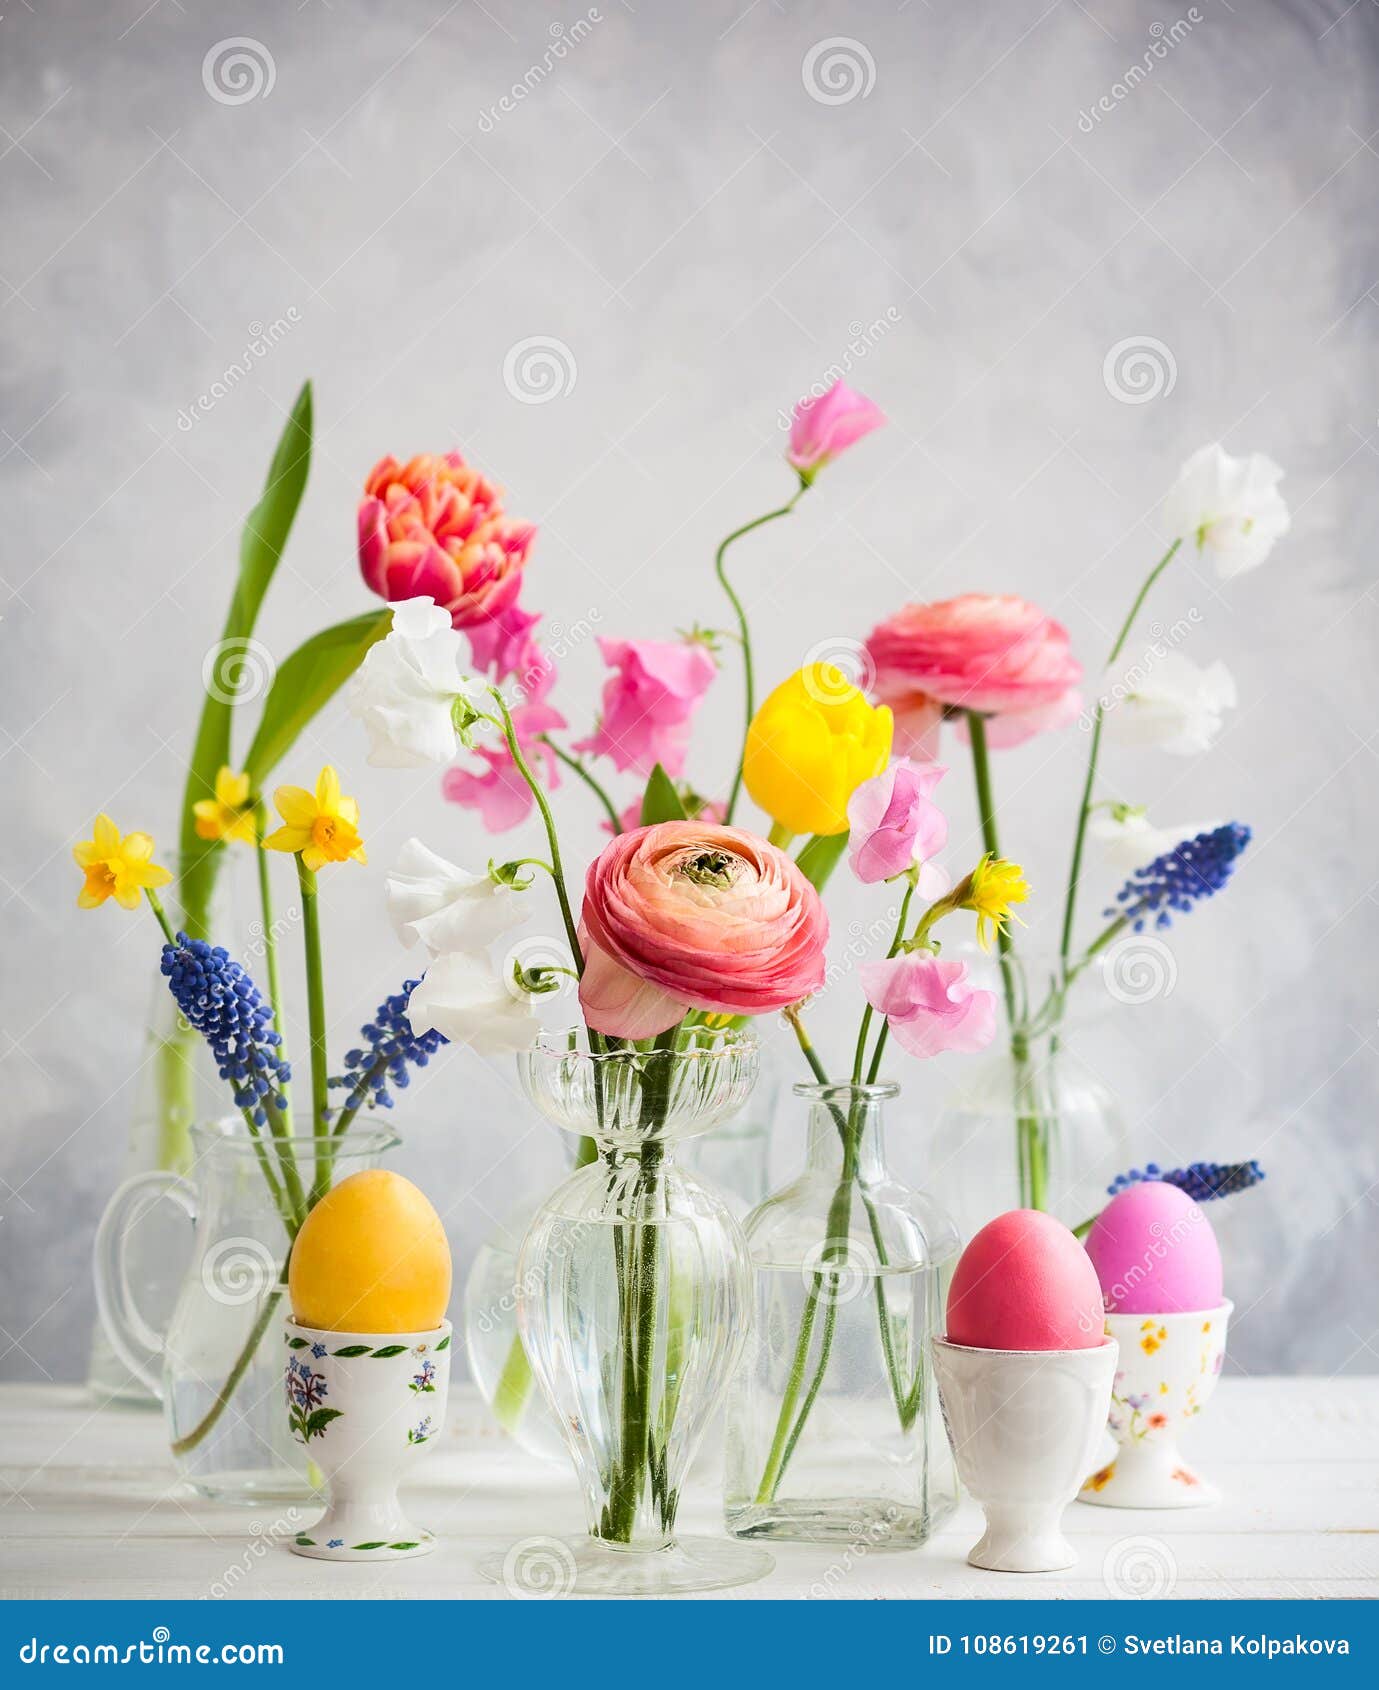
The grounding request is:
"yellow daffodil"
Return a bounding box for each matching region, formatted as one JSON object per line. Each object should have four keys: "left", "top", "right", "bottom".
{"left": 73, "top": 814, "right": 172, "bottom": 910}
{"left": 964, "top": 853, "right": 1029, "bottom": 950}
{"left": 743, "top": 663, "right": 893, "bottom": 838}
{"left": 262, "top": 766, "right": 367, "bottom": 871}
{"left": 192, "top": 766, "right": 257, "bottom": 846}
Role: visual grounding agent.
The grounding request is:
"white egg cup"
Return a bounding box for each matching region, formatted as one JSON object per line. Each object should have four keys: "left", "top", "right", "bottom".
{"left": 1078, "top": 1302, "right": 1230, "bottom": 1509}
{"left": 932, "top": 1337, "right": 1118, "bottom": 1573}
{"left": 283, "top": 1318, "right": 451, "bottom": 1560}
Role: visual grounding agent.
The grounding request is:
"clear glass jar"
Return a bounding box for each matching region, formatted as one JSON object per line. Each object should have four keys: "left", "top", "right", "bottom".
{"left": 93, "top": 1119, "right": 398, "bottom": 1503}
{"left": 724, "top": 1082, "right": 960, "bottom": 1547}
{"left": 485, "top": 1027, "right": 773, "bottom": 1596}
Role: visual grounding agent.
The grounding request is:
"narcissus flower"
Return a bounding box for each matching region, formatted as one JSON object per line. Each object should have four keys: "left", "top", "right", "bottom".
{"left": 192, "top": 766, "right": 257, "bottom": 846}
{"left": 743, "top": 663, "right": 893, "bottom": 838}
{"left": 263, "top": 767, "right": 368, "bottom": 871}
{"left": 959, "top": 853, "right": 1029, "bottom": 951}
{"left": 73, "top": 815, "right": 173, "bottom": 910}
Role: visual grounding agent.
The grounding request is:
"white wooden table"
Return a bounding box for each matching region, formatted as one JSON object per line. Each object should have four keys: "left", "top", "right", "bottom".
{"left": 1, "top": 1380, "right": 1375, "bottom": 1600}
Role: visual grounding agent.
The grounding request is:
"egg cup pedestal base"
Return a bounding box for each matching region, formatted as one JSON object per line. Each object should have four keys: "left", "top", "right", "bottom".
{"left": 480, "top": 1534, "right": 774, "bottom": 1597}
{"left": 968, "top": 1507, "right": 1076, "bottom": 1574}
{"left": 291, "top": 1500, "right": 437, "bottom": 1561}
{"left": 1079, "top": 1304, "right": 1230, "bottom": 1510}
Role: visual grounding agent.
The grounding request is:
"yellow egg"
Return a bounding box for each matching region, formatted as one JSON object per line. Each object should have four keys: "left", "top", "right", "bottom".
{"left": 289, "top": 1169, "right": 451, "bottom": 1334}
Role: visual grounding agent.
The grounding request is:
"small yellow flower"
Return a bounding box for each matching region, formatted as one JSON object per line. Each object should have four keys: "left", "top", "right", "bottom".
{"left": 963, "top": 853, "right": 1030, "bottom": 950}
{"left": 263, "top": 766, "right": 367, "bottom": 872}
{"left": 73, "top": 814, "right": 172, "bottom": 911}
{"left": 192, "top": 766, "right": 257, "bottom": 846}
{"left": 743, "top": 663, "right": 893, "bottom": 838}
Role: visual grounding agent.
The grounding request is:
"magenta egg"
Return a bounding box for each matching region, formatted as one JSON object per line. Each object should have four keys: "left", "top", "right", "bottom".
{"left": 1085, "top": 1181, "right": 1223, "bottom": 1314}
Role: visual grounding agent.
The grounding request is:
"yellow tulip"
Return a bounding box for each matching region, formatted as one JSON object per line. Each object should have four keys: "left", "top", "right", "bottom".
{"left": 743, "top": 663, "right": 893, "bottom": 838}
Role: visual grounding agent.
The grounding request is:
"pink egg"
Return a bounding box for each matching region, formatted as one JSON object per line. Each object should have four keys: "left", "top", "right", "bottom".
{"left": 1085, "top": 1182, "right": 1223, "bottom": 1314}
{"left": 946, "top": 1209, "right": 1105, "bottom": 1351}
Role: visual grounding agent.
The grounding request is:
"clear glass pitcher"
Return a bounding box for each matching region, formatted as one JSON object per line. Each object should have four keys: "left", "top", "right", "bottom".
{"left": 93, "top": 1118, "right": 398, "bottom": 1503}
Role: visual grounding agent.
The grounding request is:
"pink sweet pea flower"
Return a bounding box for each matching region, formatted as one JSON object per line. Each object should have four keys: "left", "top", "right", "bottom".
{"left": 465, "top": 600, "right": 541, "bottom": 682}
{"left": 859, "top": 953, "right": 996, "bottom": 1060}
{"left": 846, "top": 760, "right": 949, "bottom": 889}
{"left": 572, "top": 637, "right": 716, "bottom": 778}
{"left": 787, "top": 380, "right": 885, "bottom": 477}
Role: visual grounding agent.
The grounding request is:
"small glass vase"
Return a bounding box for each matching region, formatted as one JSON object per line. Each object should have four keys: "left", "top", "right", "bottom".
{"left": 933, "top": 950, "right": 1130, "bottom": 1239}
{"left": 482, "top": 1027, "right": 772, "bottom": 1597}
{"left": 724, "top": 1082, "right": 960, "bottom": 1547}
{"left": 462, "top": 1049, "right": 780, "bottom": 1465}
{"left": 93, "top": 1118, "right": 398, "bottom": 1503}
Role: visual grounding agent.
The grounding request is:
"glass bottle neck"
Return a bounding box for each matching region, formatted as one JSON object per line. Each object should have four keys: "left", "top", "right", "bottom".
{"left": 804, "top": 1093, "right": 890, "bottom": 1183}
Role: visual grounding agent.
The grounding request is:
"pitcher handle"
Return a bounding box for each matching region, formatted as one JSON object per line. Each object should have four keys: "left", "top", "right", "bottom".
{"left": 92, "top": 1170, "right": 197, "bottom": 1400}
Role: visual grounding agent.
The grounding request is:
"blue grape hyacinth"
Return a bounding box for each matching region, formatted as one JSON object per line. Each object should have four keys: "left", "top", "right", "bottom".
{"left": 1107, "top": 822, "right": 1251, "bottom": 931}
{"left": 161, "top": 935, "right": 291, "bottom": 1125}
{"left": 1107, "top": 1160, "right": 1266, "bottom": 1203}
{"left": 329, "top": 980, "right": 448, "bottom": 1117}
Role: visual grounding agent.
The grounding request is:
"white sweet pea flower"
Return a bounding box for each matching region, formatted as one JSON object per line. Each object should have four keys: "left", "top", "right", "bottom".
{"left": 1163, "top": 443, "right": 1290, "bottom": 577}
{"left": 405, "top": 951, "right": 539, "bottom": 1055}
{"left": 386, "top": 838, "right": 528, "bottom": 954}
{"left": 1102, "top": 651, "right": 1236, "bottom": 755}
{"left": 1091, "top": 807, "right": 1219, "bottom": 872}
{"left": 349, "top": 596, "right": 490, "bottom": 768}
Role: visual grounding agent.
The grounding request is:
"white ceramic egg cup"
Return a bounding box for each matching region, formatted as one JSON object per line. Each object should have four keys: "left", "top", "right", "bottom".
{"left": 932, "top": 1337, "right": 1118, "bottom": 1573}
{"left": 283, "top": 1318, "right": 451, "bottom": 1560}
{"left": 1078, "top": 1302, "right": 1230, "bottom": 1509}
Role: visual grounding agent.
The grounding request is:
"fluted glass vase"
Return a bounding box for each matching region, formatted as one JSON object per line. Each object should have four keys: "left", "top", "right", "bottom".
{"left": 485, "top": 1027, "right": 772, "bottom": 1597}
{"left": 724, "top": 1083, "right": 960, "bottom": 1547}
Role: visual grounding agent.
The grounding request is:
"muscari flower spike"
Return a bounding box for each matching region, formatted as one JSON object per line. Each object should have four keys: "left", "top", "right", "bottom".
{"left": 161, "top": 935, "right": 291, "bottom": 1125}
{"left": 1107, "top": 1161, "right": 1266, "bottom": 1203}
{"left": 329, "top": 980, "right": 448, "bottom": 1116}
{"left": 1107, "top": 822, "right": 1251, "bottom": 932}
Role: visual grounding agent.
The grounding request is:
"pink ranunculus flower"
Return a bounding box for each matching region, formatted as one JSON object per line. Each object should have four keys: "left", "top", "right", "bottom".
{"left": 787, "top": 380, "right": 886, "bottom": 477}
{"left": 866, "top": 594, "right": 1083, "bottom": 756}
{"left": 578, "top": 822, "right": 829, "bottom": 1037}
{"left": 859, "top": 953, "right": 996, "bottom": 1061}
{"left": 846, "top": 759, "right": 949, "bottom": 890}
{"left": 603, "top": 793, "right": 726, "bottom": 837}
{"left": 572, "top": 637, "right": 717, "bottom": 778}
{"left": 358, "top": 452, "right": 536, "bottom": 633}
{"left": 441, "top": 651, "right": 565, "bottom": 832}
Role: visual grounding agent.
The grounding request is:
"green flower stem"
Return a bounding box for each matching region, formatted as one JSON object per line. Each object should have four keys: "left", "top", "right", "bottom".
{"left": 170, "top": 1283, "right": 285, "bottom": 1458}
{"left": 716, "top": 482, "right": 808, "bottom": 823}
{"left": 295, "top": 857, "right": 331, "bottom": 1205}
{"left": 487, "top": 697, "right": 584, "bottom": 976}
{"left": 853, "top": 878, "right": 916, "bottom": 1085}
{"left": 253, "top": 805, "right": 293, "bottom": 1136}
{"left": 1058, "top": 539, "right": 1181, "bottom": 978}
{"left": 767, "top": 821, "right": 796, "bottom": 851}
{"left": 145, "top": 889, "right": 176, "bottom": 944}
{"left": 539, "top": 736, "right": 624, "bottom": 835}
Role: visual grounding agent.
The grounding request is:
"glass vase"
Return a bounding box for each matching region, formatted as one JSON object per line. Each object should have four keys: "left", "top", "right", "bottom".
{"left": 724, "top": 1082, "right": 960, "bottom": 1546}
{"left": 93, "top": 1118, "right": 398, "bottom": 1502}
{"left": 482, "top": 1027, "right": 771, "bottom": 1596}
{"left": 932, "top": 950, "right": 1130, "bottom": 1240}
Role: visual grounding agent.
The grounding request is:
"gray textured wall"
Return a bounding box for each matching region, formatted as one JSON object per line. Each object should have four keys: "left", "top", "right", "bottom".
{"left": 3, "top": 0, "right": 1376, "bottom": 1385}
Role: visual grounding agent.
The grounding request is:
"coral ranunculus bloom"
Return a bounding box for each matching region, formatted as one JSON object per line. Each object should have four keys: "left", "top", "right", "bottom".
{"left": 358, "top": 452, "right": 535, "bottom": 632}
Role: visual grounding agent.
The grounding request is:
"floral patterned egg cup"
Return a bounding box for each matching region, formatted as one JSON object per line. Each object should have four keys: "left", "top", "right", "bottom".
{"left": 1079, "top": 1302, "right": 1231, "bottom": 1509}
{"left": 932, "top": 1337, "right": 1119, "bottom": 1573}
{"left": 283, "top": 1318, "right": 451, "bottom": 1560}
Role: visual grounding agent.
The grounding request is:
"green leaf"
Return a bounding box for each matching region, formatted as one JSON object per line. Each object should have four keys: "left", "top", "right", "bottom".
{"left": 638, "top": 763, "right": 687, "bottom": 826}
{"left": 388, "top": 1541, "right": 421, "bottom": 1551}
{"left": 350, "top": 1542, "right": 388, "bottom": 1551}
{"left": 330, "top": 1344, "right": 373, "bottom": 1357}
{"left": 795, "top": 830, "right": 850, "bottom": 894}
{"left": 305, "top": 1407, "right": 343, "bottom": 1437}
{"left": 287, "top": 1336, "right": 309, "bottom": 1349}
{"left": 369, "top": 1344, "right": 409, "bottom": 1359}
{"left": 434, "top": 1335, "right": 450, "bottom": 1351}
{"left": 243, "top": 610, "right": 391, "bottom": 791}
{"left": 176, "top": 382, "right": 314, "bottom": 938}
{"left": 295, "top": 1535, "right": 316, "bottom": 1546}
